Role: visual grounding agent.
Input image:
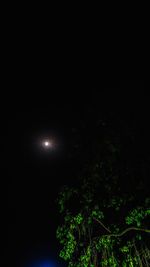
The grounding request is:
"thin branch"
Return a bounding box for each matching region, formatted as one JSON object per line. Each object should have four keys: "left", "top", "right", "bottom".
{"left": 77, "top": 225, "right": 81, "bottom": 240}
{"left": 133, "top": 240, "right": 143, "bottom": 267}
{"left": 88, "top": 225, "right": 92, "bottom": 246}
{"left": 93, "top": 217, "right": 111, "bottom": 233}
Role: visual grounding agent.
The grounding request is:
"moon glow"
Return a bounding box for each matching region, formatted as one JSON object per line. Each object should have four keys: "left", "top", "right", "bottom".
{"left": 43, "top": 140, "right": 54, "bottom": 149}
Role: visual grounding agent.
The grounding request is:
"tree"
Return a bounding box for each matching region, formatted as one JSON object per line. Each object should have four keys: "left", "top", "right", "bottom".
{"left": 56, "top": 120, "right": 150, "bottom": 266}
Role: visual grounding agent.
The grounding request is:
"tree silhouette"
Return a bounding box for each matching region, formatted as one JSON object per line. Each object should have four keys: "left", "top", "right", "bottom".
{"left": 56, "top": 119, "right": 150, "bottom": 266}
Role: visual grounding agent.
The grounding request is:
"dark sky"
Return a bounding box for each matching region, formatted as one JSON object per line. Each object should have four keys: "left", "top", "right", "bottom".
{"left": 3, "top": 79, "right": 148, "bottom": 266}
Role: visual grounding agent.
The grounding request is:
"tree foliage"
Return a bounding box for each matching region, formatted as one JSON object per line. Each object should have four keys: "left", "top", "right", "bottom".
{"left": 56, "top": 120, "right": 150, "bottom": 266}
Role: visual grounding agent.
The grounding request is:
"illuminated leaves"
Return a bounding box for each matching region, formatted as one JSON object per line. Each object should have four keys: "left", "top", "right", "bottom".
{"left": 57, "top": 185, "right": 150, "bottom": 266}
{"left": 59, "top": 231, "right": 76, "bottom": 260}
{"left": 125, "top": 207, "right": 148, "bottom": 227}
{"left": 56, "top": 124, "right": 150, "bottom": 266}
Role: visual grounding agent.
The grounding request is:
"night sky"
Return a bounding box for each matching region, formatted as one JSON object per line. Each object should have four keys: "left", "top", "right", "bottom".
{"left": 3, "top": 80, "right": 149, "bottom": 266}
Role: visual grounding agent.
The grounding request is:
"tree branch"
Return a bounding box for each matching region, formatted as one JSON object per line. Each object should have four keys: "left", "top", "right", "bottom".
{"left": 104, "top": 227, "right": 150, "bottom": 238}
{"left": 93, "top": 217, "right": 111, "bottom": 233}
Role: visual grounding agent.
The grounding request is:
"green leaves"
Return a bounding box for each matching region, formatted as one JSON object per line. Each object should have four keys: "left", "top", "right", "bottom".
{"left": 125, "top": 207, "right": 148, "bottom": 227}
{"left": 145, "top": 208, "right": 150, "bottom": 215}
{"left": 57, "top": 188, "right": 150, "bottom": 266}
{"left": 96, "top": 236, "right": 111, "bottom": 250}
{"left": 91, "top": 206, "right": 104, "bottom": 222}
{"left": 120, "top": 245, "right": 129, "bottom": 253}
{"left": 57, "top": 186, "right": 77, "bottom": 213}
{"left": 74, "top": 213, "right": 83, "bottom": 225}
{"left": 59, "top": 231, "right": 76, "bottom": 260}
{"left": 105, "top": 196, "right": 125, "bottom": 211}
{"left": 92, "top": 209, "right": 104, "bottom": 220}
{"left": 78, "top": 246, "right": 92, "bottom": 266}
{"left": 56, "top": 124, "right": 150, "bottom": 266}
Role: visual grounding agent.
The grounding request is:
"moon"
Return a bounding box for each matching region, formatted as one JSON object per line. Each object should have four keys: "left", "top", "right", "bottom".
{"left": 43, "top": 140, "right": 53, "bottom": 148}
{"left": 33, "top": 133, "right": 62, "bottom": 156}
{"left": 44, "top": 141, "right": 51, "bottom": 147}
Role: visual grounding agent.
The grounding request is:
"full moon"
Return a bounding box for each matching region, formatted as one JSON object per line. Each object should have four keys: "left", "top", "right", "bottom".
{"left": 43, "top": 140, "right": 53, "bottom": 148}
{"left": 35, "top": 134, "right": 61, "bottom": 155}
{"left": 44, "top": 141, "right": 50, "bottom": 146}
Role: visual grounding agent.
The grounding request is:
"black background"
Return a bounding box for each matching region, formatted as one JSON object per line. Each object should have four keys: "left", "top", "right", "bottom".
{"left": 2, "top": 79, "right": 149, "bottom": 266}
